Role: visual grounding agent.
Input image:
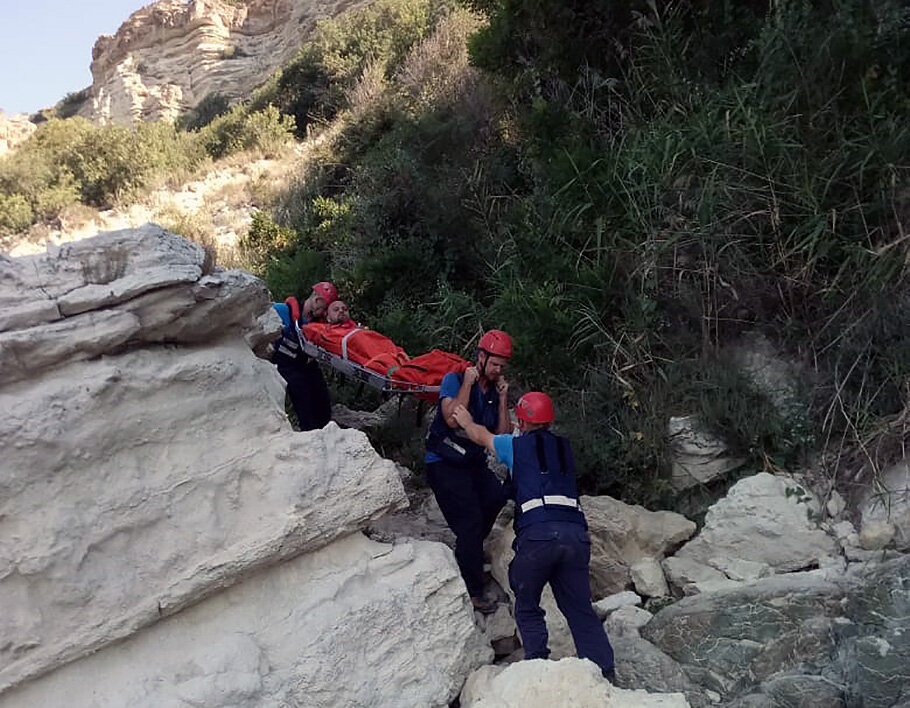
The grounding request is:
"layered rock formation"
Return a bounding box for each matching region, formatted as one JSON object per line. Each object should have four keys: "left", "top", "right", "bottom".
{"left": 82, "top": 0, "right": 372, "bottom": 124}
{"left": 0, "top": 114, "right": 35, "bottom": 155}
{"left": 0, "top": 226, "right": 491, "bottom": 705}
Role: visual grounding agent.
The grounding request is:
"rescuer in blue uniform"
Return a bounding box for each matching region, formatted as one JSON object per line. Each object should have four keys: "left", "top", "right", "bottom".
{"left": 424, "top": 329, "right": 513, "bottom": 613}
{"left": 271, "top": 281, "right": 337, "bottom": 431}
{"left": 452, "top": 391, "right": 616, "bottom": 682}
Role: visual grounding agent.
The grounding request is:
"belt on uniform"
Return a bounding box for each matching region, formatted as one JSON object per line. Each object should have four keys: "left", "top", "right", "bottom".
{"left": 520, "top": 495, "right": 580, "bottom": 513}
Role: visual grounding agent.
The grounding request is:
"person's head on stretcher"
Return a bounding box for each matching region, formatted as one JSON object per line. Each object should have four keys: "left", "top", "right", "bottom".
{"left": 326, "top": 300, "right": 356, "bottom": 328}
{"left": 304, "top": 281, "right": 337, "bottom": 322}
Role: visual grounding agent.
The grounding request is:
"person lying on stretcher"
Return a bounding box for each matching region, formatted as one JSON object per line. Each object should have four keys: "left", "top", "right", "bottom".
{"left": 300, "top": 306, "right": 471, "bottom": 392}
{"left": 301, "top": 309, "right": 409, "bottom": 370}
{"left": 326, "top": 300, "right": 357, "bottom": 328}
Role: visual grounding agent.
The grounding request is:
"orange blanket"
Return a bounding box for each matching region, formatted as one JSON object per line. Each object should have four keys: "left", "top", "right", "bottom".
{"left": 301, "top": 323, "right": 410, "bottom": 373}
{"left": 388, "top": 349, "right": 470, "bottom": 386}
{"left": 300, "top": 325, "right": 470, "bottom": 396}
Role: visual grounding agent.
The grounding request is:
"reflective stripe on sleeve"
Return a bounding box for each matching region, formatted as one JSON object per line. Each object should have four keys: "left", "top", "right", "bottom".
{"left": 520, "top": 495, "right": 579, "bottom": 513}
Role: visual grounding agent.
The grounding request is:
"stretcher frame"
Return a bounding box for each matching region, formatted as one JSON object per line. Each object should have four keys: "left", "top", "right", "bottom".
{"left": 300, "top": 339, "right": 441, "bottom": 396}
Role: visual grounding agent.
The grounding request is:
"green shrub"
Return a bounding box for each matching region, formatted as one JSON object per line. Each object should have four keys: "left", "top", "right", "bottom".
{"left": 269, "top": 0, "right": 453, "bottom": 134}
{"left": 55, "top": 88, "right": 91, "bottom": 120}
{"left": 0, "top": 194, "right": 34, "bottom": 233}
{"left": 242, "top": 105, "right": 296, "bottom": 157}
{"left": 177, "top": 93, "right": 231, "bottom": 132}
{"left": 239, "top": 210, "right": 295, "bottom": 271}
{"left": 198, "top": 105, "right": 294, "bottom": 159}
{"left": 0, "top": 116, "right": 208, "bottom": 226}
{"left": 233, "top": 0, "right": 910, "bottom": 504}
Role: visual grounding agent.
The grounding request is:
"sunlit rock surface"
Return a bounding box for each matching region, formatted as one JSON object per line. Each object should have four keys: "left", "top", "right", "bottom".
{"left": 0, "top": 227, "right": 490, "bottom": 705}
{"left": 84, "top": 0, "right": 374, "bottom": 124}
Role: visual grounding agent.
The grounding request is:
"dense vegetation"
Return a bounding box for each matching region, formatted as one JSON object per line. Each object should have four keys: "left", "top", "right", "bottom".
{"left": 4, "top": 0, "right": 907, "bottom": 509}
{"left": 243, "top": 0, "right": 909, "bottom": 507}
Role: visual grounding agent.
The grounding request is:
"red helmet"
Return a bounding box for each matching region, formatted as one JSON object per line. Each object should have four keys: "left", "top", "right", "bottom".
{"left": 515, "top": 392, "right": 554, "bottom": 424}
{"left": 478, "top": 329, "right": 513, "bottom": 359}
{"left": 312, "top": 281, "right": 338, "bottom": 305}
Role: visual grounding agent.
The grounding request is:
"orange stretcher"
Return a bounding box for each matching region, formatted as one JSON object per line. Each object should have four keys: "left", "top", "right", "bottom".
{"left": 298, "top": 322, "right": 469, "bottom": 399}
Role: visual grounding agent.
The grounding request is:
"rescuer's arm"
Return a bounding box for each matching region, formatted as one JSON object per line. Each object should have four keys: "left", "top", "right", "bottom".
{"left": 440, "top": 367, "right": 479, "bottom": 428}
{"left": 452, "top": 404, "right": 496, "bottom": 455}
{"left": 495, "top": 377, "right": 511, "bottom": 434}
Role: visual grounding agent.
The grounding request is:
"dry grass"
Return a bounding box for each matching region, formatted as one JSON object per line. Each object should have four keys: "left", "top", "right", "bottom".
{"left": 396, "top": 8, "right": 486, "bottom": 112}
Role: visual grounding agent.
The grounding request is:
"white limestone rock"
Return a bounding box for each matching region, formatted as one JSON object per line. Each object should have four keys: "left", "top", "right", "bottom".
{"left": 662, "top": 557, "right": 739, "bottom": 596}
{"left": 832, "top": 520, "right": 857, "bottom": 544}
{"left": 0, "top": 113, "right": 36, "bottom": 155}
{"left": 0, "top": 225, "right": 205, "bottom": 308}
{"left": 668, "top": 414, "right": 745, "bottom": 491}
{"left": 672, "top": 473, "right": 837, "bottom": 576}
{"left": 860, "top": 459, "right": 910, "bottom": 550}
{"left": 582, "top": 495, "right": 696, "bottom": 597}
{"left": 706, "top": 557, "right": 772, "bottom": 582}
{"left": 605, "top": 605, "right": 654, "bottom": 639}
{"left": 0, "top": 226, "right": 272, "bottom": 384}
{"left": 0, "top": 340, "right": 408, "bottom": 692}
{"left": 826, "top": 490, "right": 847, "bottom": 518}
{"left": 85, "top": 0, "right": 375, "bottom": 124}
{"left": 631, "top": 557, "right": 670, "bottom": 597}
{"left": 859, "top": 520, "right": 896, "bottom": 551}
{"left": 594, "top": 591, "right": 643, "bottom": 620}
{"left": 460, "top": 657, "right": 690, "bottom": 708}
{"left": 483, "top": 604, "right": 518, "bottom": 644}
{"left": 0, "top": 534, "right": 492, "bottom": 708}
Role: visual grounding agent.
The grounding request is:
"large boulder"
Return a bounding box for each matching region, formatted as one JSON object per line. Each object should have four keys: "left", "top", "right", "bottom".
{"left": 581, "top": 495, "right": 696, "bottom": 598}
{"left": 610, "top": 636, "right": 708, "bottom": 707}
{"left": 460, "top": 657, "right": 690, "bottom": 707}
{"left": 665, "top": 473, "right": 838, "bottom": 594}
{"left": 0, "top": 225, "right": 280, "bottom": 385}
{"left": 0, "top": 533, "right": 492, "bottom": 707}
{"left": 0, "top": 228, "right": 491, "bottom": 704}
{"left": 668, "top": 414, "right": 745, "bottom": 491}
{"left": 643, "top": 555, "right": 910, "bottom": 707}
{"left": 860, "top": 459, "right": 910, "bottom": 551}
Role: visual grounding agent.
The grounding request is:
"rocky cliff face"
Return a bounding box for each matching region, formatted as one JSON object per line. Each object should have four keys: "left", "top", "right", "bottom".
{"left": 0, "top": 114, "right": 36, "bottom": 155}
{"left": 83, "top": 0, "right": 371, "bottom": 124}
{"left": 0, "top": 227, "right": 493, "bottom": 705}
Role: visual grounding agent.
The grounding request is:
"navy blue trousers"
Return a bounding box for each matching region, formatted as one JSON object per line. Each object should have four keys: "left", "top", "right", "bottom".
{"left": 278, "top": 358, "right": 331, "bottom": 431}
{"left": 426, "top": 460, "right": 507, "bottom": 598}
{"left": 509, "top": 521, "right": 615, "bottom": 674}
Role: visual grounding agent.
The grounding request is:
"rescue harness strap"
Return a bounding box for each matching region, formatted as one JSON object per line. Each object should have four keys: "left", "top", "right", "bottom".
{"left": 534, "top": 433, "right": 568, "bottom": 475}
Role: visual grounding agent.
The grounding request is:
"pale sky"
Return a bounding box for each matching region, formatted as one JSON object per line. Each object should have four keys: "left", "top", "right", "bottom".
{"left": 0, "top": 0, "right": 154, "bottom": 115}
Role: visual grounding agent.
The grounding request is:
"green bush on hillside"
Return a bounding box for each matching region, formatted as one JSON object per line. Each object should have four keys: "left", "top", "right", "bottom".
{"left": 0, "top": 194, "right": 34, "bottom": 234}
{"left": 177, "top": 93, "right": 231, "bottom": 132}
{"left": 263, "top": 0, "right": 454, "bottom": 135}
{"left": 0, "top": 117, "right": 208, "bottom": 230}
{"left": 198, "top": 104, "right": 295, "bottom": 159}
{"left": 0, "top": 99, "right": 291, "bottom": 233}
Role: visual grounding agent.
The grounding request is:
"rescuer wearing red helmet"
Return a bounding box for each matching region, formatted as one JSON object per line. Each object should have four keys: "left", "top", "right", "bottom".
{"left": 424, "top": 329, "right": 514, "bottom": 613}
{"left": 452, "top": 391, "right": 616, "bottom": 683}
{"left": 270, "top": 281, "right": 338, "bottom": 430}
